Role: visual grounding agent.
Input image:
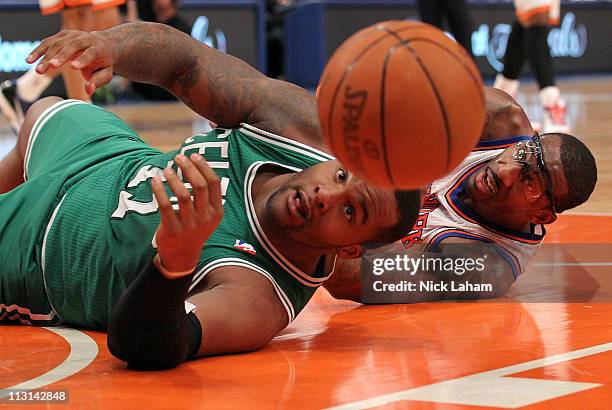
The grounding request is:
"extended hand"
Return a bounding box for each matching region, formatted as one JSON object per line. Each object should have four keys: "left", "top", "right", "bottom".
{"left": 152, "top": 153, "right": 224, "bottom": 274}
{"left": 27, "top": 30, "right": 115, "bottom": 96}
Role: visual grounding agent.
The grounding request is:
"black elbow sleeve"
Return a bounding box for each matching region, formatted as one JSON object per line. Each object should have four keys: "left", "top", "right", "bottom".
{"left": 107, "top": 260, "right": 202, "bottom": 369}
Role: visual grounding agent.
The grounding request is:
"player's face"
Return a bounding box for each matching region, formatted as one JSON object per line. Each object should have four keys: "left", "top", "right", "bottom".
{"left": 265, "top": 160, "right": 399, "bottom": 249}
{"left": 468, "top": 134, "right": 568, "bottom": 226}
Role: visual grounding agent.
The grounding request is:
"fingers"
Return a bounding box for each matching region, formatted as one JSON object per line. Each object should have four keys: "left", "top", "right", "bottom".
{"left": 27, "top": 31, "right": 96, "bottom": 74}
{"left": 151, "top": 176, "right": 180, "bottom": 231}
{"left": 164, "top": 161, "right": 196, "bottom": 224}
{"left": 71, "top": 47, "right": 100, "bottom": 70}
{"left": 27, "top": 30, "right": 69, "bottom": 64}
{"left": 192, "top": 154, "right": 223, "bottom": 216}
{"left": 83, "top": 67, "right": 113, "bottom": 96}
{"left": 176, "top": 154, "right": 209, "bottom": 218}
{"left": 35, "top": 38, "right": 83, "bottom": 73}
{"left": 153, "top": 154, "right": 224, "bottom": 229}
{"left": 49, "top": 38, "right": 92, "bottom": 68}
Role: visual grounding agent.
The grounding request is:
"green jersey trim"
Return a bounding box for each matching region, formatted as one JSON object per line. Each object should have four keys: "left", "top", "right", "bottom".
{"left": 189, "top": 257, "right": 296, "bottom": 322}
{"left": 244, "top": 161, "right": 335, "bottom": 287}
{"left": 40, "top": 194, "right": 67, "bottom": 324}
{"left": 24, "top": 99, "right": 86, "bottom": 181}
{"left": 238, "top": 123, "right": 335, "bottom": 162}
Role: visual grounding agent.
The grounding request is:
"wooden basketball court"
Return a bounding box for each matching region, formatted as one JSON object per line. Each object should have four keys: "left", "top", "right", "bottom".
{"left": 1, "top": 76, "right": 611, "bottom": 409}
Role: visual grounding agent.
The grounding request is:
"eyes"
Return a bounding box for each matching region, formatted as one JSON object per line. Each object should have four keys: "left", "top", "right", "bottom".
{"left": 344, "top": 204, "right": 354, "bottom": 221}
{"left": 519, "top": 161, "right": 545, "bottom": 196}
{"left": 336, "top": 168, "right": 355, "bottom": 222}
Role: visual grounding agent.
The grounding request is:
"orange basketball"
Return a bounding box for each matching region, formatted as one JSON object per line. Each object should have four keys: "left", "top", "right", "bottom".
{"left": 317, "top": 20, "right": 485, "bottom": 189}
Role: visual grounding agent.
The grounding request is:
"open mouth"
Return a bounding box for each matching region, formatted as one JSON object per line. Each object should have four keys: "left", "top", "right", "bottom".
{"left": 288, "top": 190, "right": 311, "bottom": 222}
{"left": 294, "top": 190, "right": 311, "bottom": 220}
{"left": 483, "top": 168, "right": 498, "bottom": 196}
{"left": 476, "top": 167, "right": 498, "bottom": 196}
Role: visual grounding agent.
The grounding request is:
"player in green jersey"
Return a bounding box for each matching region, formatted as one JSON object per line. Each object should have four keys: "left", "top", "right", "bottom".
{"left": 0, "top": 23, "right": 421, "bottom": 368}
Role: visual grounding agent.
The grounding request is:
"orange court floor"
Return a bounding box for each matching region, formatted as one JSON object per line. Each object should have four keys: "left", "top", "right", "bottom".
{"left": 1, "top": 75, "right": 612, "bottom": 409}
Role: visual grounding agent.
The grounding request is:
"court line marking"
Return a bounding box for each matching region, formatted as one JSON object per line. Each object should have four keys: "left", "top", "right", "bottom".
{"left": 325, "top": 341, "right": 612, "bottom": 409}
{"left": 0, "top": 327, "right": 98, "bottom": 398}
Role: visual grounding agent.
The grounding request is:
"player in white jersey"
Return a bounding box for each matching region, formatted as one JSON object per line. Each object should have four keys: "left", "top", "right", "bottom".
{"left": 324, "top": 87, "right": 597, "bottom": 302}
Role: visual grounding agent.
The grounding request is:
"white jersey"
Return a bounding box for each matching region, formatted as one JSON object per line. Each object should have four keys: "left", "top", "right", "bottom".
{"left": 399, "top": 136, "right": 545, "bottom": 280}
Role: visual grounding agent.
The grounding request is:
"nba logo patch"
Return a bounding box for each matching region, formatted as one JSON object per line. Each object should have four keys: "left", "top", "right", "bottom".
{"left": 234, "top": 239, "right": 256, "bottom": 255}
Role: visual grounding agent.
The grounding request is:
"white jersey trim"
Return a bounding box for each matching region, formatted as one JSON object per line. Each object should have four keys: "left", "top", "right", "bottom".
{"left": 24, "top": 99, "right": 85, "bottom": 181}
{"left": 189, "top": 257, "right": 295, "bottom": 322}
{"left": 244, "top": 161, "right": 333, "bottom": 287}
{"left": 238, "top": 123, "right": 335, "bottom": 163}
{"left": 40, "top": 193, "right": 67, "bottom": 324}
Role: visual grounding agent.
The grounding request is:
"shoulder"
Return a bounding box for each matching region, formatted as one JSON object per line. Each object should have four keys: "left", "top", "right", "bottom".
{"left": 249, "top": 79, "right": 330, "bottom": 153}
{"left": 481, "top": 87, "right": 533, "bottom": 142}
{"left": 235, "top": 123, "right": 335, "bottom": 165}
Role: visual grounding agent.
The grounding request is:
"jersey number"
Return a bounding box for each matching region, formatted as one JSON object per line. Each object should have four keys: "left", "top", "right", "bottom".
{"left": 112, "top": 139, "right": 230, "bottom": 218}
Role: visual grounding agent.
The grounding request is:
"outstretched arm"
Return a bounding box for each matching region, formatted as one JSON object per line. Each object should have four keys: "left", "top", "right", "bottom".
{"left": 28, "top": 23, "right": 325, "bottom": 149}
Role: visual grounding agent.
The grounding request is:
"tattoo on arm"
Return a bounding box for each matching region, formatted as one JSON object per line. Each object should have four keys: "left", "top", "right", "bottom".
{"left": 103, "top": 23, "right": 324, "bottom": 147}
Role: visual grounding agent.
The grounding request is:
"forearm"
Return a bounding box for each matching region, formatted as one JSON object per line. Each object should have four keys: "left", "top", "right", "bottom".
{"left": 101, "top": 22, "right": 277, "bottom": 127}
{"left": 31, "top": 24, "right": 324, "bottom": 142}
{"left": 107, "top": 257, "right": 202, "bottom": 369}
{"left": 324, "top": 258, "right": 363, "bottom": 302}
{"left": 100, "top": 22, "right": 199, "bottom": 90}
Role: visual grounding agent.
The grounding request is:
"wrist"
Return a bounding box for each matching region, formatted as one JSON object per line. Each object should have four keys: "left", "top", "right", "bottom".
{"left": 153, "top": 254, "right": 195, "bottom": 279}
{"left": 96, "top": 29, "right": 119, "bottom": 64}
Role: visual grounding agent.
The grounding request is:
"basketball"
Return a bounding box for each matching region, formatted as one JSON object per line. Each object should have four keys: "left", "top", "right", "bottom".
{"left": 317, "top": 20, "right": 485, "bottom": 189}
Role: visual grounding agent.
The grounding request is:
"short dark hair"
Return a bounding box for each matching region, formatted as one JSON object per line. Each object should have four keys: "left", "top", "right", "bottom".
{"left": 366, "top": 189, "right": 421, "bottom": 246}
{"left": 546, "top": 133, "right": 597, "bottom": 212}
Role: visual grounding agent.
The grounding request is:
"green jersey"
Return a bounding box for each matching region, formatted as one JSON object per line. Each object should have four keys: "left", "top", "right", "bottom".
{"left": 0, "top": 100, "right": 335, "bottom": 328}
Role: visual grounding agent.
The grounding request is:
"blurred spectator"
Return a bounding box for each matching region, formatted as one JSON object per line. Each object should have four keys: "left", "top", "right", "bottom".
{"left": 144, "top": 0, "right": 190, "bottom": 32}
{"left": 267, "top": 0, "right": 295, "bottom": 79}
{"left": 0, "top": 1, "right": 124, "bottom": 133}
{"left": 417, "top": 0, "right": 473, "bottom": 55}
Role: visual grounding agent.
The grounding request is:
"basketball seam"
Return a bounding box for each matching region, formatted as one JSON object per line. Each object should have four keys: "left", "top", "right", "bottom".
{"left": 381, "top": 28, "right": 483, "bottom": 100}
{"left": 401, "top": 43, "right": 453, "bottom": 169}
{"left": 385, "top": 35, "right": 453, "bottom": 169}
{"left": 380, "top": 43, "right": 402, "bottom": 186}
{"left": 384, "top": 27, "right": 481, "bottom": 170}
{"left": 325, "top": 25, "right": 434, "bottom": 159}
{"left": 403, "top": 38, "right": 484, "bottom": 103}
